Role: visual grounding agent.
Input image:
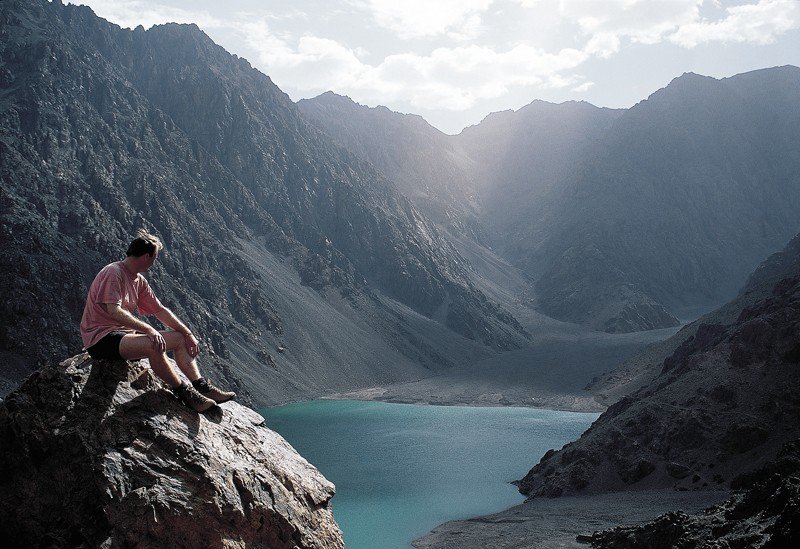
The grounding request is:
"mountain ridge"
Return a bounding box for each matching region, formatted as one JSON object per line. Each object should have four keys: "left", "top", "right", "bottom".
{"left": 300, "top": 64, "right": 800, "bottom": 332}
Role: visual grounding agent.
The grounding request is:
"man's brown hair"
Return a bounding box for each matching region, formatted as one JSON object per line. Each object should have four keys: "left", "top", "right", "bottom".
{"left": 126, "top": 229, "right": 164, "bottom": 257}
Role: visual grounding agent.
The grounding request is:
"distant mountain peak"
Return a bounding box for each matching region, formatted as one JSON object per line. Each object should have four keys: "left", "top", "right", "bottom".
{"left": 312, "top": 90, "right": 357, "bottom": 105}
{"left": 667, "top": 70, "right": 718, "bottom": 88}
{"left": 299, "top": 93, "right": 438, "bottom": 132}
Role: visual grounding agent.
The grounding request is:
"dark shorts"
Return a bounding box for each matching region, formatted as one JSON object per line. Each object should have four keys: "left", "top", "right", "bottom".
{"left": 86, "top": 331, "right": 128, "bottom": 360}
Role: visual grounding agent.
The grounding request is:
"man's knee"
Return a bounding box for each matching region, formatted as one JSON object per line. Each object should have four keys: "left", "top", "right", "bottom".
{"left": 164, "top": 331, "right": 188, "bottom": 352}
{"left": 146, "top": 346, "right": 167, "bottom": 360}
{"left": 133, "top": 342, "right": 164, "bottom": 361}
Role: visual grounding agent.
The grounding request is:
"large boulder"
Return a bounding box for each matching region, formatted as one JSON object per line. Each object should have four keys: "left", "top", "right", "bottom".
{"left": 0, "top": 354, "right": 343, "bottom": 548}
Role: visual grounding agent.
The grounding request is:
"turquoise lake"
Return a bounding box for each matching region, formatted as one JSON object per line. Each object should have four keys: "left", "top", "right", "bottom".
{"left": 263, "top": 400, "right": 598, "bottom": 549}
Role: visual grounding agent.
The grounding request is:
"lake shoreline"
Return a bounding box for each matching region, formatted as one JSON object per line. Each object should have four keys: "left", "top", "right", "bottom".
{"left": 322, "top": 382, "right": 606, "bottom": 413}
{"left": 290, "top": 397, "right": 730, "bottom": 549}
{"left": 413, "top": 489, "right": 731, "bottom": 548}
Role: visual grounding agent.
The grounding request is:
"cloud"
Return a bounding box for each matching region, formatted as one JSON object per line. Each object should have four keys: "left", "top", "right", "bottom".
{"left": 233, "top": 0, "right": 800, "bottom": 113}
{"left": 239, "top": 20, "right": 590, "bottom": 111}
{"left": 68, "top": 0, "right": 800, "bottom": 125}
{"left": 352, "top": 0, "right": 494, "bottom": 39}
{"left": 571, "top": 81, "right": 595, "bottom": 93}
{"left": 517, "top": 0, "right": 800, "bottom": 51}
{"left": 567, "top": 0, "right": 702, "bottom": 44}
{"left": 584, "top": 32, "right": 622, "bottom": 58}
{"left": 670, "top": 0, "right": 800, "bottom": 47}
{"left": 366, "top": 44, "right": 587, "bottom": 107}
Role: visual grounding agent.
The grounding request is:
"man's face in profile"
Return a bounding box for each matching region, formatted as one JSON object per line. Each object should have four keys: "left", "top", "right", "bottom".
{"left": 143, "top": 251, "right": 158, "bottom": 271}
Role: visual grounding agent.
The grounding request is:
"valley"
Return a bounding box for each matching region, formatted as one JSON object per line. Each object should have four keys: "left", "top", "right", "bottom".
{"left": 2, "top": 1, "right": 799, "bottom": 547}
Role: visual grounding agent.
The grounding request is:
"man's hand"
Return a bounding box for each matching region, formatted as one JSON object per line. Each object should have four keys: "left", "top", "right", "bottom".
{"left": 104, "top": 304, "right": 165, "bottom": 351}
{"left": 146, "top": 328, "right": 166, "bottom": 352}
{"left": 183, "top": 332, "right": 200, "bottom": 358}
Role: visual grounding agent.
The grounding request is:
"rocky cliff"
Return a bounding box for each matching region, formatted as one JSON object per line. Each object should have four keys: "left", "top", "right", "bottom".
{"left": 0, "top": 354, "right": 343, "bottom": 548}
{"left": 518, "top": 236, "right": 800, "bottom": 497}
{"left": 589, "top": 233, "right": 800, "bottom": 406}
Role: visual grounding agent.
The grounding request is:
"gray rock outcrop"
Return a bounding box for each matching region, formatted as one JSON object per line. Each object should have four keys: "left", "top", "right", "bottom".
{"left": 0, "top": 354, "right": 343, "bottom": 548}
{"left": 583, "top": 441, "right": 800, "bottom": 548}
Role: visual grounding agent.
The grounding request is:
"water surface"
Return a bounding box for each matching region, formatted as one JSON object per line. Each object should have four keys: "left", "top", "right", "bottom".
{"left": 264, "top": 400, "right": 597, "bottom": 549}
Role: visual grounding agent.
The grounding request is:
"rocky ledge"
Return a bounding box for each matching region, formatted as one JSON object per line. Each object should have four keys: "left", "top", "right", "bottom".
{"left": 0, "top": 354, "right": 343, "bottom": 548}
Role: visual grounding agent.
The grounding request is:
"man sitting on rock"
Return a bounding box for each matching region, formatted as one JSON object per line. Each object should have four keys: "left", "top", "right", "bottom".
{"left": 80, "top": 230, "right": 235, "bottom": 412}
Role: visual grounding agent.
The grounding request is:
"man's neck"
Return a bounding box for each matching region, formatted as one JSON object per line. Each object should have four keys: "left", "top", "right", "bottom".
{"left": 121, "top": 257, "right": 140, "bottom": 276}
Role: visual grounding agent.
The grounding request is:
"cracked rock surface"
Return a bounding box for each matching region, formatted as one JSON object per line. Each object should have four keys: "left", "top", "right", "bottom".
{"left": 0, "top": 354, "right": 343, "bottom": 548}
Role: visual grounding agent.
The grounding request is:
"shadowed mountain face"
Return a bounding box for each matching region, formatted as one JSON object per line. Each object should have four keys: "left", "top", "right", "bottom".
{"left": 456, "top": 100, "right": 622, "bottom": 253}
{"left": 589, "top": 233, "right": 800, "bottom": 406}
{"left": 300, "top": 67, "right": 800, "bottom": 333}
{"left": 530, "top": 68, "right": 800, "bottom": 331}
{"left": 517, "top": 231, "right": 800, "bottom": 498}
{"left": 0, "top": 0, "right": 526, "bottom": 401}
{"left": 584, "top": 441, "right": 800, "bottom": 548}
{"left": 297, "top": 92, "right": 485, "bottom": 244}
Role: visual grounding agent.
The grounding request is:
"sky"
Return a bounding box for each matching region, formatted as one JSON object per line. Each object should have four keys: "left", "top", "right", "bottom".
{"left": 67, "top": 0, "right": 800, "bottom": 134}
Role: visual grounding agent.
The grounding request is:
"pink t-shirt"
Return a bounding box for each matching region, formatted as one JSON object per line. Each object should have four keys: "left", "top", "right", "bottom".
{"left": 80, "top": 261, "right": 163, "bottom": 349}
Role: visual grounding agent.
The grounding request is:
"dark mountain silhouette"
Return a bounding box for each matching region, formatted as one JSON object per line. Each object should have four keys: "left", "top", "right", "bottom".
{"left": 589, "top": 233, "right": 800, "bottom": 407}
{"left": 0, "top": 0, "right": 526, "bottom": 402}
{"left": 535, "top": 234, "right": 800, "bottom": 547}
{"left": 583, "top": 441, "right": 800, "bottom": 548}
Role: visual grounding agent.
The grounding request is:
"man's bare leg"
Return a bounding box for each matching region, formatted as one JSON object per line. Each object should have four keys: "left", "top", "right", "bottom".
{"left": 119, "top": 332, "right": 216, "bottom": 412}
{"left": 119, "top": 332, "right": 233, "bottom": 405}
{"left": 161, "top": 332, "right": 235, "bottom": 403}
{"left": 119, "top": 333, "right": 183, "bottom": 387}
{"left": 161, "top": 332, "right": 201, "bottom": 382}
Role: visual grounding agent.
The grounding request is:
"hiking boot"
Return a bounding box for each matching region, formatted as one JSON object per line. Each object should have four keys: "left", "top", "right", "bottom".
{"left": 193, "top": 378, "right": 236, "bottom": 404}
{"left": 173, "top": 383, "right": 216, "bottom": 413}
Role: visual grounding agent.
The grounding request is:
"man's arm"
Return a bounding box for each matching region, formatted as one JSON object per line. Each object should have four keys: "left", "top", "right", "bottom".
{"left": 104, "top": 303, "right": 166, "bottom": 352}
{"left": 154, "top": 307, "right": 200, "bottom": 358}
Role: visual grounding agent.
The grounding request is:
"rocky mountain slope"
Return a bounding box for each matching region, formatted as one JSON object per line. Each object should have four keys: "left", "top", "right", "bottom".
{"left": 298, "top": 92, "right": 484, "bottom": 243}
{"left": 517, "top": 232, "right": 800, "bottom": 498}
{"left": 589, "top": 233, "right": 800, "bottom": 406}
{"left": 456, "top": 100, "right": 621, "bottom": 256}
{"left": 0, "top": 0, "right": 526, "bottom": 401}
{"left": 302, "top": 67, "right": 800, "bottom": 334}
{"left": 530, "top": 67, "right": 800, "bottom": 332}
{"left": 0, "top": 354, "right": 343, "bottom": 548}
